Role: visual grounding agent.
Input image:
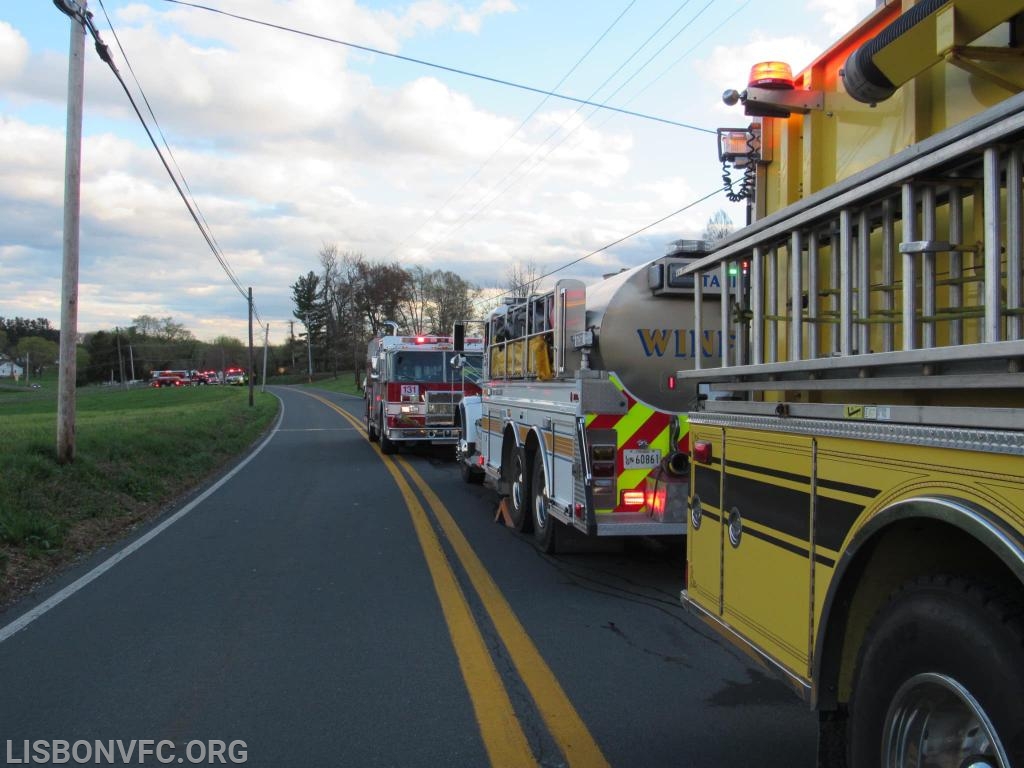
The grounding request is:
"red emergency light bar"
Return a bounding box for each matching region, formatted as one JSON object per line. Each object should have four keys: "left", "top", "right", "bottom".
{"left": 401, "top": 336, "right": 445, "bottom": 344}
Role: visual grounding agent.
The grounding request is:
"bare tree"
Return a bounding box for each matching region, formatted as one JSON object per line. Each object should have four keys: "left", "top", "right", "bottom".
{"left": 428, "top": 270, "right": 480, "bottom": 334}
{"left": 401, "top": 265, "right": 433, "bottom": 335}
{"left": 504, "top": 258, "right": 541, "bottom": 298}
{"left": 702, "top": 209, "right": 735, "bottom": 243}
{"left": 319, "top": 244, "right": 342, "bottom": 376}
{"left": 355, "top": 260, "right": 412, "bottom": 336}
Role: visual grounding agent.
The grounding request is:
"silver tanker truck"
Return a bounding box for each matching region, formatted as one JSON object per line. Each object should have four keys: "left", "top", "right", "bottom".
{"left": 456, "top": 241, "right": 728, "bottom": 553}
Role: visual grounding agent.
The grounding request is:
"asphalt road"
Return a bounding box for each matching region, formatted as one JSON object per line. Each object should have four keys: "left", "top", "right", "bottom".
{"left": 0, "top": 386, "right": 817, "bottom": 767}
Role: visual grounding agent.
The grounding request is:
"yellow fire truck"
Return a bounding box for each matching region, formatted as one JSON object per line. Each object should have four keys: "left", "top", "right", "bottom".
{"left": 677, "top": 2, "right": 1024, "bottom": 766}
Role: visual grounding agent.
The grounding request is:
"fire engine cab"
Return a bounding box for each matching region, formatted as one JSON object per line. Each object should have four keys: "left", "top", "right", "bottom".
{"left": 364, "top": 321, "right": 483, "bottom": 454}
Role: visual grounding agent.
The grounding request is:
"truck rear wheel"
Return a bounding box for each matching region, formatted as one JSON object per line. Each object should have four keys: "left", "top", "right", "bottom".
{"left": 531, "top": 456, "right": 557, "bottom": 553}
{"left": 460, "top": 455, "right": 484, "bottom": 485}
{"left": 379, "top": 410, "right": 397, "bottom": 455}
{"left": 366, "top": 404, "right": 378, "bottom": 443}
{"left": 848, "top": 574, "right": 1024, "bottom": 768}
{"left": 506, "top": 447, "right": 532, "bottom": 532}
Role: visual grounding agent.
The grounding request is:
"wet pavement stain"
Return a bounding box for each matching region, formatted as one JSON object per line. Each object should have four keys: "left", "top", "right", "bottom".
{"left": 706, "top": 666, "right": 799, "bottom": 707}
{"left": 603, "top": 621, "right": 692, "bottom": 667}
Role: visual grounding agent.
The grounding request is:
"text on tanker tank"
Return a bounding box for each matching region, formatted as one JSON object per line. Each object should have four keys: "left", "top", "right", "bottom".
{"left": 635, "top": 328, "right": 734, "bottom": 358}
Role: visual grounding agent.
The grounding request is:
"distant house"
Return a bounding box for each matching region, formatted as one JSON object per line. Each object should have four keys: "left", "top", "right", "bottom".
{"left": 0, "top": 359, "right": 24, "bottom": 378}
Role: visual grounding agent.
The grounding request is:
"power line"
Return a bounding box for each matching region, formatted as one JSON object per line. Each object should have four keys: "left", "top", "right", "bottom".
{"left": 159, "top": 0, "right": 716, "bottom": 135}
{"left": 60, "top": 0, "right": 266, "bottom": 330}
{"left": 95, "top": 0, "right": 242, "bottom": 295}
{"left": 592, "top": 1, "right": 754, "bottom": 132}
{"left": 385, "top": 0, "right": 640, "bottom": 261}
{"left": 414, "top": 0, "right": 713, "bottom": 261}
{"left": 473, "top": 187, "right": 723, "bottom": 309}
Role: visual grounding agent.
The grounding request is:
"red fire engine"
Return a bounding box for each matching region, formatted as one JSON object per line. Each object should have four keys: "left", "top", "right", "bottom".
{"left": 364, "top": 321, "right": 484, "bottom": 454}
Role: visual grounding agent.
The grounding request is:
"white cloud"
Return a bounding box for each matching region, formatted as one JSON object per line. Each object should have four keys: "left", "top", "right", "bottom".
{"left": 0, "top": 21, "right": 29, "bottom": 83}
{"left": 810, "top": 0, "right": 877, "bottom": 40}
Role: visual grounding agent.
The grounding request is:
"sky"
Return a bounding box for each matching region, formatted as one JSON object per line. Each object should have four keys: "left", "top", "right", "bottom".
{"left": 1, "top": 0, "right": 876, "bottom": 344}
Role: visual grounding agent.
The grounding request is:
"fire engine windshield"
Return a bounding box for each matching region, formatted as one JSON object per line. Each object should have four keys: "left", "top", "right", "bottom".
{"left": 459, "top": 353, "right": 483, "bottom": 384}
{"left": 392, "top": 351, "right": 448, "bottom": 382}
{"left": 391, "top": 351, "right": 484, "bottom": 383}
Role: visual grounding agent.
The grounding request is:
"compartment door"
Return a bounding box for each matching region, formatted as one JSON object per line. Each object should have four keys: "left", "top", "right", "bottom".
{"left": 687, "top": 424, "right": 724, "bottom": 614}
{"left": 721, "top": 428, "right": 813, "bottom": 679}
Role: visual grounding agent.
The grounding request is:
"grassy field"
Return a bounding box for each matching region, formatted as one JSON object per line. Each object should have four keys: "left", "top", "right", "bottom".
{"left": 0, "top": 377, "right": 279, "bottom": 608}
{"left": 300, "top": 372, "right": 363, "bottom": 397}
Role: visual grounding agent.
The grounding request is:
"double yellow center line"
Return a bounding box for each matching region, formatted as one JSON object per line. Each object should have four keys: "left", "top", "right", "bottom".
{"left": 301, "top": 391, "right": 610, "bottom": 768}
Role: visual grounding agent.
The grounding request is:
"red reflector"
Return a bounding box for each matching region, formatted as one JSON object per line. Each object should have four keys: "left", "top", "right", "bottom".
{"left": 694, "top": 440, "right": 712, "bottom": 464}
{"left": 574, "top": 503, "right": 584, "bottom": 519}
{"left": 622, "top": 491, "right": 645, "bottom": 507}
{"left": 667, "top": 375, "right": 676, "bottom": 391}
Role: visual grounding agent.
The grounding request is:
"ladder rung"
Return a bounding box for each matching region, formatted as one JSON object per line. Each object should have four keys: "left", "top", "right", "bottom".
{"left": 899, "top": 240, "right": 976, "bottom": 254}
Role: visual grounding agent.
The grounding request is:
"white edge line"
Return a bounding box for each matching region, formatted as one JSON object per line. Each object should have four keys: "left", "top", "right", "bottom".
{"left": 0, "top": 395, "right": 286, "bottom": 645}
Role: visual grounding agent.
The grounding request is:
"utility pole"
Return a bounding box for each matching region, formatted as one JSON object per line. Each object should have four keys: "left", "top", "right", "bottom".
{"left": 288, "top": 319, "right": 296, "bottom": 371}
{"left": 116, "top": 327, "right": 127, "bottom": 389}
{"left": 260, "top": 323, "right": 269, "bottom": 392}
{"left": 129, "top": 343, "right": 135, "bottom": 383}
{"left": 57, "top": 0, "right": 86, "bottom": 464}
{"left": 305, "top": 315, "right": 313, "bottom": 383}
{"left": 247, "top": 287, "right": 254, "bottom": 407}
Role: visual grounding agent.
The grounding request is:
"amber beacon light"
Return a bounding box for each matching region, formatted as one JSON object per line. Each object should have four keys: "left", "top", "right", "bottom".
{"left": 748, "top": 61, "right": 795, "bottom": 89}
{"left": 722, "top": 59, "right": 821, "bottom": 118}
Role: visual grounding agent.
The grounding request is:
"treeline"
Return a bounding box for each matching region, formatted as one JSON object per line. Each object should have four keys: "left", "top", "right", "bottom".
{"left": 290, "top": 247, "right": 482, "bottom": 375}
{"left": 0, "top": 315, "right": 255, "bottom": 385}
{"left": 0, "top": 317, "right": 60, "bottom": 347}
{"left": 81, "top": 316, "right": 253, "bottom": 384}
{"left": 0, "top": 317, "right": 67, "bottom": 381}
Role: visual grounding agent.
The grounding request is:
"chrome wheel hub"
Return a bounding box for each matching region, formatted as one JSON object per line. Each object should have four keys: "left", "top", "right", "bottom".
{"left": 883, "top": 672, "right": 1007, "bottom": 768}
{"left": 535, "top": 493, "right": 547, "bottom": 529}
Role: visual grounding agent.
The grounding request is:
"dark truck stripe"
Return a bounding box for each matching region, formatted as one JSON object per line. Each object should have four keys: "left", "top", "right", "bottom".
{"left": 815, "top": 496, "right": 866, "bottom": 552}
{"left": 694, "top": 465, "right": 721, "bottom": 508}
{"left": 725, "top": 471, "right": 811, "bottom": 542}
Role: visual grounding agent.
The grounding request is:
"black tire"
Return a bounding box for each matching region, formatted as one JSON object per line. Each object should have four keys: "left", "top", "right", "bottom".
{"left": 366, "top": 403, "right": 379, "bottom": 443}
{"left": 531, "top": 455, "right": 558, "bottom": 553}
{"left": 506, "top": 447, "right": 532, "bottom": 532}
{"left": 379, "top": 410, "right": 397, "bottom": 455}
{"left": 848, "top": 574, "right": 1024, "bottom": 768}
{"left": 460, "top": 457, "right": 484, "bottom": 485}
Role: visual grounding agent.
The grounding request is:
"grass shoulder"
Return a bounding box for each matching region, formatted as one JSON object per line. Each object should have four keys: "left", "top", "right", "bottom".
{"left": 0, "top": 383, "right": 278, "bottom": 610}
{"left": 295, "top": 371, "right": 363, "bottom": 397}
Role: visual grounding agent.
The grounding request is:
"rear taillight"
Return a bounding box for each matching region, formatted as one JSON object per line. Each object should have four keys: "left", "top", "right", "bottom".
{"left": 693, "top": 440, "right": 712, "bottom": 464}
{"left": 591, "top": 443, "right": 616, "bottom": 477}
{"left": 621, "top": 490, "right": 645, "bottom": 508}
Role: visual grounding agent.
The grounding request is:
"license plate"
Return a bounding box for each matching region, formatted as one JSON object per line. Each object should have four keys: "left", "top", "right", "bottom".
{"left": 622, "top": 449, "right": 661, "bottom": 469}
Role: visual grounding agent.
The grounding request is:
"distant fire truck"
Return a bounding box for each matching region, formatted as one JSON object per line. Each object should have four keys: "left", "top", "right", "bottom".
{"left": 456, "top": 243, "right": 724, "bottom": 552}
{"left": 364, "top": 322, "right": 484, "bottom": 454}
